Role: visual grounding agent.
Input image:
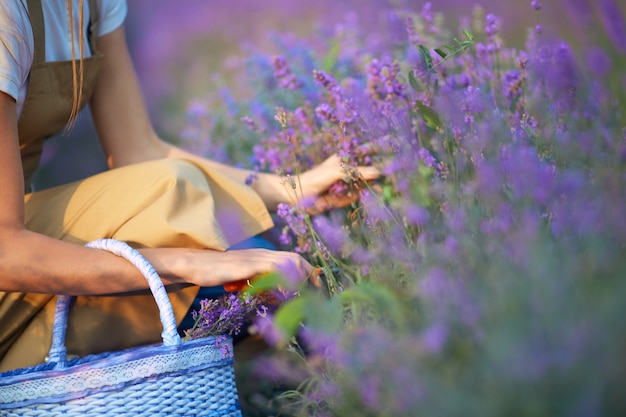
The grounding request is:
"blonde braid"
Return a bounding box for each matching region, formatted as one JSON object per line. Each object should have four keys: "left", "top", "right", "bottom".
{"left": 67, "top": 0, "right": 85, "bottom": 130}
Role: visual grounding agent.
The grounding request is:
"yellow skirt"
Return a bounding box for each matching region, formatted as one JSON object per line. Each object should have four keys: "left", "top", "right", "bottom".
{"left": 0, "top": 158, "right": 274, "bottom": 371}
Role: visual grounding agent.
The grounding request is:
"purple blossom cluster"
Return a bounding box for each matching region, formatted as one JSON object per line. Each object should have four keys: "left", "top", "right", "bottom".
{"left": 183, "top": 293, "right": 262, "bottom": 340}
{"left": 276, "top": 202, "right": 312, "bottom": 253}
{"left": 273, "top": 55, "right": 302, "bottom": 90}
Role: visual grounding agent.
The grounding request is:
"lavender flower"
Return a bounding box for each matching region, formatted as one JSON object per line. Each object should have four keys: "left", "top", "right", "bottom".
{"left": 565, "top": 0, "right": 594, "bottom": 29}
{"left": 313, "top": 70, "right": 341, "bottom": 97}
{"left": 250, "top": 309, "right": 284, "bottom": 346}
{"left": 313, "top": 215, "right": 350, "bottom": 254}
{"left": 404, "top": 204, "right": 430, "bottom": 226}
{"left": 502, "top": 69, "right": 523, "bottom": 102}
{"left": 183, "top": 293, "right": 263, "bottom": 340}
{"left": 405, "top": 16, "right": 421, "bottom": 45}
{"left": 315, "top": 103, "right": 337, "bottom": 122}
{"left": 244, "top": 172, "right": 258, "bottom": 186}
{"left": 485, "top": 13, "right": 499, "bottom": 38}
{"left": 273, "top": 54, "right": 303, "bottom": 90}
{"left": 276, "top": 202, "right": 312, "bottom": 253}
{"left": 240, "top": 116, "right": 260, "bottom": 132}
{"left": 586, "top": 47, "right": 612, "bottom": 77}
{"left": 420, "top": 2, "right": 439, "bottom": 35}
{"left": 598, "top": 0, "right": 626, "bottom": 54}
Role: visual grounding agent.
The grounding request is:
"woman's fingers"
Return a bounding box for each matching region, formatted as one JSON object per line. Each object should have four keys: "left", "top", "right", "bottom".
{"left": 355, "top": 141, "right": 396, "bottom": 157}
{"left": 355, "top": 165, "right": 381, "bottom": 181}
{"left": 202, "top": 248, "right": 318, "bottom": 289}
{"left": 306, "top": 190, "right": 361, "bottom": 216}
{"left": 317, "top": 154, "right": 381, "bottom": 182}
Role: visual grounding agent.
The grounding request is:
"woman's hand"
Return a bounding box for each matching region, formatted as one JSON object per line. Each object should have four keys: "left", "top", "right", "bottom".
{"left": 141, "top": 247, "right": 320, "bottom": 290}
{"left": 293, "top": 154, "right": 381, "bottom": 215}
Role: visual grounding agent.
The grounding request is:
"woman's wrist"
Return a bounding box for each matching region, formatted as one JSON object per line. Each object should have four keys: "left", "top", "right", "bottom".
{"left": 250, "top": 172, "right": 296, "bottom": 211}
{"left": 252, "top": 169, "right": 338, "bottom": 211}
{"left": 138, "top": 247, "right": 194, "bottom": 287}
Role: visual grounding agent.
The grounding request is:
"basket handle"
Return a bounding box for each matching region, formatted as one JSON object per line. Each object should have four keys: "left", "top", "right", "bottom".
{"left": 47, "top": 239, "right": 182, "bottom": 368}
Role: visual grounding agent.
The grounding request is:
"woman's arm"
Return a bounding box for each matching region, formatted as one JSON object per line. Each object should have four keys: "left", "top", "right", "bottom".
{"left": 0, "top": 91, "right": 168, "bottom": 295}
{"left": 0, "top": 94, "right": 314, "bottom": 295}
{"left": 89, "top": 26, "right": 379, "bottom": 211}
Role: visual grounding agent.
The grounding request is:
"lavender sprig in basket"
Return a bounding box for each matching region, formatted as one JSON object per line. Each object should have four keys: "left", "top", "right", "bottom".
{"left": 0, "top": 239, "right": 242, "bottom": 417}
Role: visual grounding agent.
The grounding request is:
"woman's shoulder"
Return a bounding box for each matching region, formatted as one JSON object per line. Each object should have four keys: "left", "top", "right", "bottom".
{"left": 97, "top": 0, "right": 128, "bottom": 36}
{"left": 0, "top": 1, "right": 30, "bottom": 31}
{"left": 0, "top": 0, "right": 33, "bottom": 101}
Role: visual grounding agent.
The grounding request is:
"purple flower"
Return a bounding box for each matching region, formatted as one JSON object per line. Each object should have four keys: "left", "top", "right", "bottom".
{"left": 420, "top": 322, "right": 448, "bottom": 353}
{"left": 313, "top": 216, "right": 349, "bottom": 254}
{"left": 565, "top": 0, "right": 594, "bottom": 28}
{"left": 361, "top": 189, "right": 392, "bottom": 221}
{"left": 293, "top": 107, "right": 313, "bottom": 135}
{"left": 598, "top": 0, "right": 626, "bottom": 53}
{"left": 405, "top": 16, "right": 420, "bottom": 44}
{"left": 336, "top": 98, "right": 358, "bottom": 123}
{"left": 420, "top": 2, "right": 438, "bottom": 34}
{"left": 376, "top": 59, "right": 406, "bottom": 100}
{"left": 530, "top": 40, "right": 579, "bottom": 111}
{"left": 418, "top": 147, "right": 437, "bottom": 168}
{"left": 183, "top": 293, "right": 263, "bottom": 340}
{"left": 315, "top": 103, "right": 337, "bottom": 122}
{"left": 273, "top": 55, "right": 303, "bottom": 90}
{"left": 405, "top": 204, "right": 430, "bottom": 226}
{"left": 272, "top": 55, "right": 290, "bottom": 78}
{"left": 485, "top": 13, "right": 499, "bottom": 37}
{"left": 313, "top": 69, "right": 341, "bottom": 97}
{"left": 586, "top": 47, "right": 612, "bottom": 77}
{"left": 240, "top": 116, "right": 259, "bottom": 132}
{"left": 502, "top": 69, "right": 523, "bottom": 101}
{"left": 475, "top": 162, "right": 501, "bottom": 202}
{"left": 531, "top": 0, "right": 542, "bottom": 10}
{"left": 516, "top": 50, "right": 529, "bottom": 69}
{"left": 244, "top": 172, "right": 258, "bottom": 186}
{"left": 276, "top": 202, "right": 311, "bottom": 253}
{"left": 359, "top": 376, "right": 380, "bottom": 409}
{"left": 251, "top": 312, "right": 284, "bottom": 346}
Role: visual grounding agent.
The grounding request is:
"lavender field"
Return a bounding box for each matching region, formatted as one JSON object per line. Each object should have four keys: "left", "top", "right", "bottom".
{"left": 41, "top": 1, "right": 626, "bottom": 416}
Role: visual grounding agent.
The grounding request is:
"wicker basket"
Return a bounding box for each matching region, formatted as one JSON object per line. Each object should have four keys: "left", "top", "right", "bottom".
{"left": 0, "top": 239, "right": 242, "bottom": 416}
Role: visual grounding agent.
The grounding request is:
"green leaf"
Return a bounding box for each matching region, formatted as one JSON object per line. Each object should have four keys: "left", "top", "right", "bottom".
{"left": 462, "top": 29, "right": 474, "bottom": 41}
{"left": 418, "top": 44, "right": 435, "bottom": 73}
{"left": 273, "top": 297, "right": 308, "bottom": 339}
{"left": 434, "top": 48, "right": 448, "bottom": 59}
{"left": 322, "top": 39, "right": 341, "bottom": 73}
{"left": 413, "top": 165, "right": 435, "bottom": 207}
{"left": 242, "top": 271, "right": 286, "bottom": 295}
{"left": 503, "top": 186, "right": 514, "bottom": 202}
{"left": 418, "top": 164, "right": 435, "bottom": 179}
{"left": 414, "top": 100, "right": 443, "bottom": 131}
{"left": 272, "top": 293, "right": 343, "bottom": 339}
{"left": 408, "top": 70, "right": 421, "bottom": 92}
{"left": 306, "top": 297, "right": 343, "bottom": 333}
{"left": 339, "top": 282, "right": 407, "bottom": 330}
{"left": 383, "top": 184, "right": 394, "bottom": 203}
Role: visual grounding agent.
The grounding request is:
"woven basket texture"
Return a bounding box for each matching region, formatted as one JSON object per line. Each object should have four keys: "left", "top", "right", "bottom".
{"left": 0, "top": 239, "right": 242, "bottom": 417}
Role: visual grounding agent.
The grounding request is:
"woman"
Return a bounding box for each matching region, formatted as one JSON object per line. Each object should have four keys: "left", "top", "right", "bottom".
{"left": 0, "top": 0, "right": 378, "bottom": 370}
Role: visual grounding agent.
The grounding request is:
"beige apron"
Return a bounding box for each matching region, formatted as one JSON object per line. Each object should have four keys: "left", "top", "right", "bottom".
{"left": 0, "top": 0, "right": 273, "bottom": 371}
